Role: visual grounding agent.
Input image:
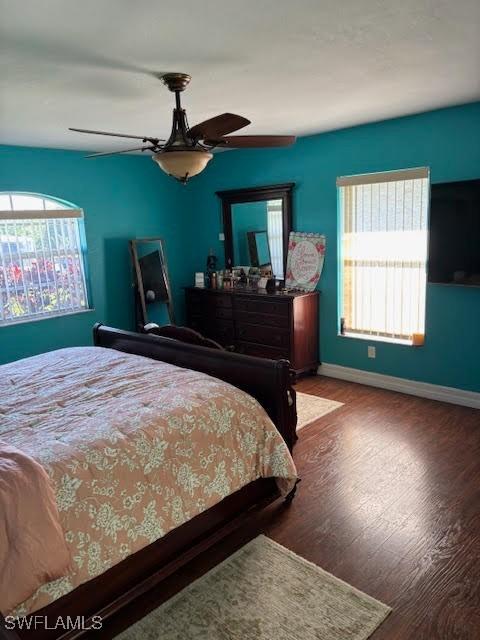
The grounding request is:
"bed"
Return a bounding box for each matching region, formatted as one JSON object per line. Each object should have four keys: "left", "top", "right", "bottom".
{"left": 0, "top": 324, "right": 298, "bottom": 639}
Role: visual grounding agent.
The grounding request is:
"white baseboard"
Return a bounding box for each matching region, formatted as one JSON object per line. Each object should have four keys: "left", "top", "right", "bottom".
{"left": 317, "top": 363, "right": 480, "bottom": 410}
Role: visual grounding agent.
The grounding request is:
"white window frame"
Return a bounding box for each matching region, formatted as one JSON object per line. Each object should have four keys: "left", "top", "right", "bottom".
{"left": 337, "top": 168, "right": 430, "bottom": 346}
{"left": 0, "top": 193, "right": 91, "bottom": 327}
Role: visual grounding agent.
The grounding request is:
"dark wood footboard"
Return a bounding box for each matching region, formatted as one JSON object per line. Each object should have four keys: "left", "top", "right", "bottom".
{"left": 93, "top": 323, "right": 297, "bottom": 450}
{"left": 1, "top": 325, "right": 298, "bottom": 640}
{"left": 2, "top": 480, "right": 281, "bottom": 640}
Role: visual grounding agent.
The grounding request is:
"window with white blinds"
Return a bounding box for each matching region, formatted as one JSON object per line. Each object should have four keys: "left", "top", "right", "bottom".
{"left": 267, "top": 199, "right": 284, "bottom": 279}
{"left": 337, "top": 168, "right": 429, "bottom": 345}
{"left": 0, "top": 193, "right": 90, "bottom": 326}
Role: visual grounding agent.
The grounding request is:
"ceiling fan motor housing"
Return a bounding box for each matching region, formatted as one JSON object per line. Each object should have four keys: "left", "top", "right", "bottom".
{"left": 159, "top": 72, "right": 191, "bottom": 92}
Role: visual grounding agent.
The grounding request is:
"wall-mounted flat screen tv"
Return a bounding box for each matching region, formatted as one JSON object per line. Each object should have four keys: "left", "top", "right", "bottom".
{"left": 428, "top": 179, "right": 480, "bottom": 286}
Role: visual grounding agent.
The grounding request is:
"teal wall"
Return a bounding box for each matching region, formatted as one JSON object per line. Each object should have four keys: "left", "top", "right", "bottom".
{"left": 183, "top": 103, "right": 480, "bottom": 392}
{"left": 2, "top": 103, "right": 479, "bottom": 392}
{"left": 0, "top": 145, "right": 189, "bottom": 364}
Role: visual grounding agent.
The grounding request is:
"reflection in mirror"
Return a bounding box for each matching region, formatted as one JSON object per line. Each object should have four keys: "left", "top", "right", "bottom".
{"left": 248, "top": 230, "right": 271, "bottom": 267}
{"left": 129, "top": 238, "right": 174, "bottom": 329}
{"left": 231, "top": 199, "right": 284, "bottom": 278}
{"left": 217, "top": 183, "right": 294, "bottom": 281}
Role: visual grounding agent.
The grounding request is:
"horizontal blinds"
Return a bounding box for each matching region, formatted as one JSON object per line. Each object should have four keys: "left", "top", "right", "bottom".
{"left": 339, "top": 171, "right": 429, "bottom": 343}
{"left": 0, "top": 209, "right": 83, "bottom": 220}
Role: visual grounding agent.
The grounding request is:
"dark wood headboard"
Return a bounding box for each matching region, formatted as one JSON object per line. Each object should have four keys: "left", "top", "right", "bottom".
{"left": 93, "top": 324, "right": 297, "bottom": 451}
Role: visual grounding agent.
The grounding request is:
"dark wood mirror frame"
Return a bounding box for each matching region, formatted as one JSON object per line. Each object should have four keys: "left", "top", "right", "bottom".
{"left": 216, "top": 183, "right": 294, "bottom": 275}
{"left": 129, "top": 237, "right": 175, "bottom": 330}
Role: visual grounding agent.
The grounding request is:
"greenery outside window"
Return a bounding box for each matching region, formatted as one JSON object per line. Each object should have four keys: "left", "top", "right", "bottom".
{"left": 0, "top": 192, "right": 90, "bottom": 326}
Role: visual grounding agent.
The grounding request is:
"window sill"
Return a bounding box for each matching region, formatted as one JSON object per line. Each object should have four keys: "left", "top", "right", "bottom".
{"left": 0, "top": 308, "right": 95, "bottom": 329}
{"left": 338, "top": 332, "right": 415, "bottom": 346}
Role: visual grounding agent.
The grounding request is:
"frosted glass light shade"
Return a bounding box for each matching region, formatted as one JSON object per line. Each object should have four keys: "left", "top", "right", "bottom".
{"left": 152, "top": 150, "right": 213, "bottom": 182}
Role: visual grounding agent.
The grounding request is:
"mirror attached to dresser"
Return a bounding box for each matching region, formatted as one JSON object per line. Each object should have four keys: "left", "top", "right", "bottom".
{"left": 186, "top": 182, "right": 320, "bottom": 376}
{"left": 216, "top": 183, "right": 294, "bottom": 281}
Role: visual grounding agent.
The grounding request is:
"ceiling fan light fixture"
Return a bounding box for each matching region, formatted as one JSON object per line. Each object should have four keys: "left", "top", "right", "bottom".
{"left": 71, "top": 71, "right": 296, "bottom": 182}
{"left": 152, "top": 150, "right": 213, "bottom": 184}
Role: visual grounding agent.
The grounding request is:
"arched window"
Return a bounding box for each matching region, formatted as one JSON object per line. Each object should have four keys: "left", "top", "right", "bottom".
{"left": 0, "top": 193, "right": 90, "bottom": 326}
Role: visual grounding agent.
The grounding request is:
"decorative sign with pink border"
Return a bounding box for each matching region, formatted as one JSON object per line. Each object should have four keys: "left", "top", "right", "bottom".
{"left": 285, "top": 232, "right": 326, "bottom": 291}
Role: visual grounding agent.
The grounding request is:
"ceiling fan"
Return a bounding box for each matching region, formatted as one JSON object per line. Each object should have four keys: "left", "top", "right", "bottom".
{"left": 69, "top": 72, "right": 296, "bottom": 184}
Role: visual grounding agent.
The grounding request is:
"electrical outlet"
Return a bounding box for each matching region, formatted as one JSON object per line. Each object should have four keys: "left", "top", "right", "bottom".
{"left": 368, "top": 345, "right": 376, "bottom": 359}
{"left": 219, "top": 232, "right": 225, "bottom": 241}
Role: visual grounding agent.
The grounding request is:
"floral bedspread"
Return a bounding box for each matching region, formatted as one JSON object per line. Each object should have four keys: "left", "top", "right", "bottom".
{"left": 0, "top": 347, "right": 297, "bottom": 615}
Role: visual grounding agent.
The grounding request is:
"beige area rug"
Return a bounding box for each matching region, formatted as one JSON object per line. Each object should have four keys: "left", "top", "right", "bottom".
{"left": 118, "top": 535, "right": 391, "bottom": 640}
{"left": 296, "top": 391, "right": 344, "bottom": 431}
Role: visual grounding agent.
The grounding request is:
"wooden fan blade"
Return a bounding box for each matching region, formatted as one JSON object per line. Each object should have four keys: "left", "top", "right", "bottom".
{"left": 70, "top": 128, "right": 161, "bottom": 143}
{"left": 207, "top": 135, "right": 296, "bottom": 148}
{"left": 85, "top": 146, "right": 155, "bottom": 158}
{"left": 188, "top": 114, "right": 250, "bottom": 140}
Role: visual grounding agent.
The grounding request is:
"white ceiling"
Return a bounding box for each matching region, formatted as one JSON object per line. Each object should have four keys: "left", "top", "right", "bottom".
{"left": 1, "top": 0, "right": 479, "bottom": 152}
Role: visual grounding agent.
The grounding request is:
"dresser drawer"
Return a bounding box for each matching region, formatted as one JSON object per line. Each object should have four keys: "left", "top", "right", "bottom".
{"left": 211, "top": 294, "right": 232, "bottom": 308}
{"left": 234, "top": 296, "right": 289, "bottom": 316}
{"left": 205, "top": 320, "right": 235, "bottom": 345}
{"left": 213, "top": 306, "right": 233, "bottom": 320}
{"left": 187, "top": 302, "right": 232, "bottom": 322}
{"left": 236, "top": 341, "right": 289, "bottom": 361}
{"left": 186, "top": 291, "right": 206, "bottom": 308}
{"left": 236, "top": 310, "right": 289, "bottom": 329}
{"left": 236, "top": 323, "right": 290, "bottom": 348}
{"left": 186, "top": 291, "right": 232, "bottom": 310}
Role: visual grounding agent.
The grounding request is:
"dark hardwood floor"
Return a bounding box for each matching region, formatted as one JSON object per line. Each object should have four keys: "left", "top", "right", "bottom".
{"left": 103, "top": 376, "right": 480, "bottom": 640}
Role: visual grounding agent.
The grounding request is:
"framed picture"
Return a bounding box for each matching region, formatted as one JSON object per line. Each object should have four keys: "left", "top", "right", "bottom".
{"left": 285, "top": 232, "right": 326, "bottom": 291}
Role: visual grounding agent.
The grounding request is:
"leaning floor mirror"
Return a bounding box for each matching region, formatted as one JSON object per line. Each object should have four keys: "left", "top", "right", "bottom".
{"left": 129, "top": 238, "right": 174, "bottom": 330}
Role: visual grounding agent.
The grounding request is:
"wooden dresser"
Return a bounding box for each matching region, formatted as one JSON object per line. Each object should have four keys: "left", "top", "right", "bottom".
{"left": 185, "top": 287, "right": 319, "bottom": 375}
